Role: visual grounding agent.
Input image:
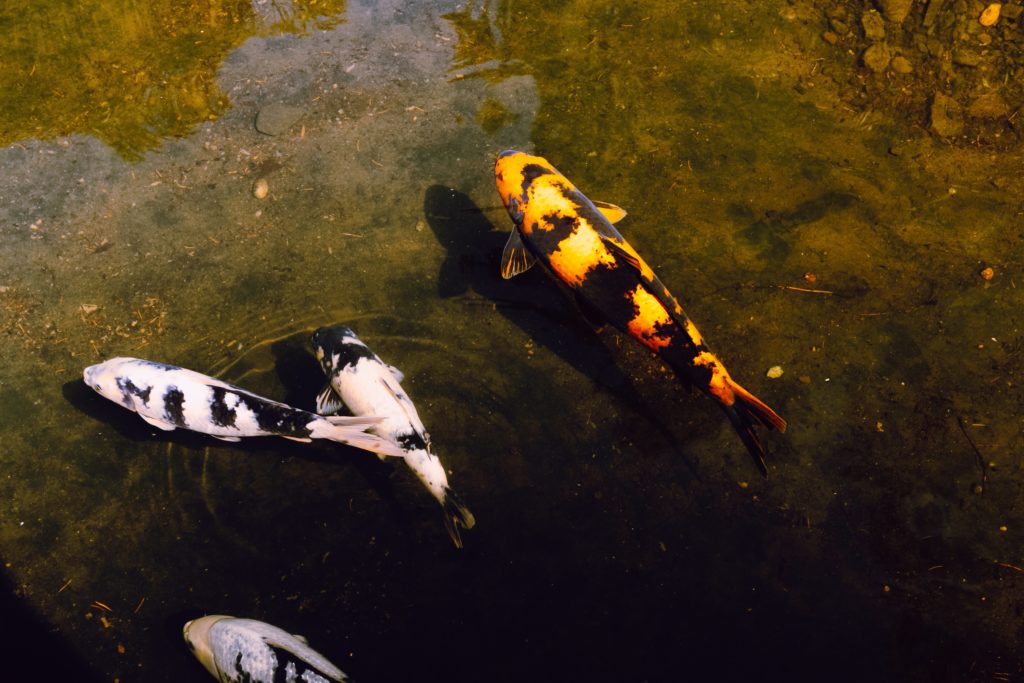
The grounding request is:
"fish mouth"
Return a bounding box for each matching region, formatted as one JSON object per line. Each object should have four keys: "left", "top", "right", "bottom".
{"left": 82, "top": 364, "right": 103, "bottom": 392}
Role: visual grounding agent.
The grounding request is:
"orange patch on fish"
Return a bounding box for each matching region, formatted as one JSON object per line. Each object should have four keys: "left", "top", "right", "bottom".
{"left": 626, "top": 286, "right": 674, "bottom": 350}
{"left": 694, "top": 351, "right": 735, "bottom": 405}
{"left": 495, "top": 153, "right": 563, "bottom": 214}
{"left": 547, "top": 221, "right": 617, "bottom": 286}
{"left": 523, "top": 182, "right": 577, "bottom": 233}
{"left": 684, "top": 318, "right": 704, "bottom": 347}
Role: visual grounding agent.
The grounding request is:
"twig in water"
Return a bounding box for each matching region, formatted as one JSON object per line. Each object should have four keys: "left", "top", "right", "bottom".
{"left": 779, "top": 285, "right": 834, "bottom": 295}
{"left": 956, "top": 415, "right": 987, "bottom": 489}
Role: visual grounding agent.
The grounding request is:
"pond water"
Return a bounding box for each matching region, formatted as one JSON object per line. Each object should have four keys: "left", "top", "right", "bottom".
{"left": 1, "top": 0, "right": 1023, "bottom": 681}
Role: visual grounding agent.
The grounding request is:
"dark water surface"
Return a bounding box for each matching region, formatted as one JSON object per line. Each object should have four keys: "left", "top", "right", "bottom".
{"left": 1, "top": 0, "right": 1023, "bottom": 681}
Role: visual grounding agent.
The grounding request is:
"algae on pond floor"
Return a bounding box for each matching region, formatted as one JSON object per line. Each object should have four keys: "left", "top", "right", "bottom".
{"left": 0, "top": 0, "right": 347, "bottom": 159}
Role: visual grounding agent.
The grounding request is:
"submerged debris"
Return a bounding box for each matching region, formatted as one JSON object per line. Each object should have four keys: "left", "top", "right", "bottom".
{"left": 821, "top": 0, "right": 1023, "bottom": 147}
{"left": 980, "top": 4, "right": 1002, "bottom": 26}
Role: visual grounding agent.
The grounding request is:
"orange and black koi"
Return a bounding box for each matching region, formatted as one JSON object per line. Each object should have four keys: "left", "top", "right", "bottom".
{"left": 494, "top": 150, "right": 786, "bottom": 475}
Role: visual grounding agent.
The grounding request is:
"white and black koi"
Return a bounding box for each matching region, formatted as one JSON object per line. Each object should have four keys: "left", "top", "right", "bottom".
{"left": 183, "top": 614, "right": 350, "bottom": 683}
{"left": 311, "top": 325, "right": 476, "bottom": 548}
{"left": 83, "top": 357, "right": 405, "bottom": 458}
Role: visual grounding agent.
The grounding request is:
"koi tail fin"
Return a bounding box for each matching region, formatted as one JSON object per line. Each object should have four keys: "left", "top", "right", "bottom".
{"left": 315, "top": 415, "right": 407, "bottom": 458}
{"left": 441, "top": 486, "right": 476, "bottom": 549}
{"left": 722, "top": 378, "right": 787, "bottom": 478}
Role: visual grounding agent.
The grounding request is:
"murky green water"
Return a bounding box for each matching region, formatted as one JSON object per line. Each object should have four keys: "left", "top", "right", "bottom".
{"left": 1, "top": 0, "right": 1023, "bottom": 680}
{"left": 0, "top": 0, "right": 347, "bottom": 159}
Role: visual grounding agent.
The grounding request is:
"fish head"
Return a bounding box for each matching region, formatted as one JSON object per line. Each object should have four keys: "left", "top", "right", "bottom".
{"left": 311, "top": 325, "right": 368, "bottom": 374}
{"left": 183, "top": 615, "right": 231, "bottom": 678}
{"left": 495, "top": 150, "right": 560, "bottom": 230}
{"left": 83, "top": 357, "right": 139, "bottom": 410}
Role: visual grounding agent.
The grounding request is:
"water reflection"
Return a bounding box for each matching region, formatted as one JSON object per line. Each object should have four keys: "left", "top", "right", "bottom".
{"left": 0, "top": 0, "right": 346, "bottom": 158}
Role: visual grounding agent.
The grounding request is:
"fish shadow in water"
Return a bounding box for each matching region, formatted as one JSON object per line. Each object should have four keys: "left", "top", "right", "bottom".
{"left": 423, "top": 185, "right": 696, "bottom": 475}
{"left": 425, "top": 184, "right": 634, "bottom": 392}
{"left": 735, "top": 191, "right": 859, "bottom": 262}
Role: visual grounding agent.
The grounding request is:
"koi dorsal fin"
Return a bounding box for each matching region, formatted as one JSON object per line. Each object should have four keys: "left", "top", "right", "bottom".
{"left": 592, "top": 200, "right": 627, "bottom": 224}
{"left": 500, "top": 229, "right": 537, "bottom": 279}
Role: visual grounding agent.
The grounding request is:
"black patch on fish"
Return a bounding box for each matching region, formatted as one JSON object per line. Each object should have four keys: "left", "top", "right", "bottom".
{"left": 116, "top": 377, "right": 152, "bottom": 406}
{"left": 247, "top": 396, "right": 314, "bottom": 438}
{"left": 313, "top": 325, "right": 381, "bottom": 374}
{"left": 208, "top": 388, "right": 238, "bottom": 428}
{"left": 162, "top": 386, "right": 187, "bottom": 427}
{"left": 520, "top": 163, "right": 553, "bottom": 189}
{"left": 397, "top": 430, "right": 428, "bottom": 452}
{"left": 231, "top": 650, "right": 255, "bottom": 683}
{"left": 541, "top": 211, "right": 578, "bottom": 239}
{"left": 137, "top": 359, "right": 180, "bottom": 372}
{"left": 269, "top": 645, "right": 332, "bottom": 682}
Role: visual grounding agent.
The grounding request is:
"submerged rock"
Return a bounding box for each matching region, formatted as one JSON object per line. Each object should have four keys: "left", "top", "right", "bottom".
{"left": 876, "top": 0, "right": 914, "bottom": 24}
{"left": 891, "top": 54, "right": 913, "bottom": 73}
{"left": 255, "top": 103, "right": 304, "bottom": 136}
{"left": 863, "top": 43, "right": 892, "bottom": 72}
{"left": 862, "top": 9, "right": 887, "bottom": 40}
{"left": 968, "top": 92, "right": 1010, "bottom": 118}
{"left": 930, "top": 92, "right": 964, "bottom": 137}
{"left": 953, "top": 50, "right": 982, "bottom": 67}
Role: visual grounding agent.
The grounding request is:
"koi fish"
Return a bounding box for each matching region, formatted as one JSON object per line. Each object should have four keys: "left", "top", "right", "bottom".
{"left": 494, "top": 151, "right": 786, "bottom": 475}
{"left": 312, "top": 325, "right": 476, "bottom": 547}
{"left": 83, "top": 357, "right": 405, "bottom": 458}
{"left": 183, "top": 615, "right": 350, "bottom": 683}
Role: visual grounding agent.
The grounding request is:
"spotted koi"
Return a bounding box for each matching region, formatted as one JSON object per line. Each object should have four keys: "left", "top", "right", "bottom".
{"left": 184, "top": 615, "right": 350, "bottom": 682}
{"left": 312, "top": 325, "right": 476, "bottom": 548}
{"left": 83, "top": 357, "right": 405, "bottom": 458}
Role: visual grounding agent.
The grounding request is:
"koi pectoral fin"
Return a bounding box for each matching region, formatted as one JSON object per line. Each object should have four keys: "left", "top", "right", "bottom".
{"left": 500, "top": 229, "right": 537, "bottom": 279}
{"left": 139, "top": 411, "right": 176, "bottom": 431}
{"left": 386, "top": 364, "right": 405, "bottom": 383}
{"left": 592, "top": 200, "right": 627, "bottom": 224}
{"left": 315, "top": 384, "right": 347, "bottom": 416}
